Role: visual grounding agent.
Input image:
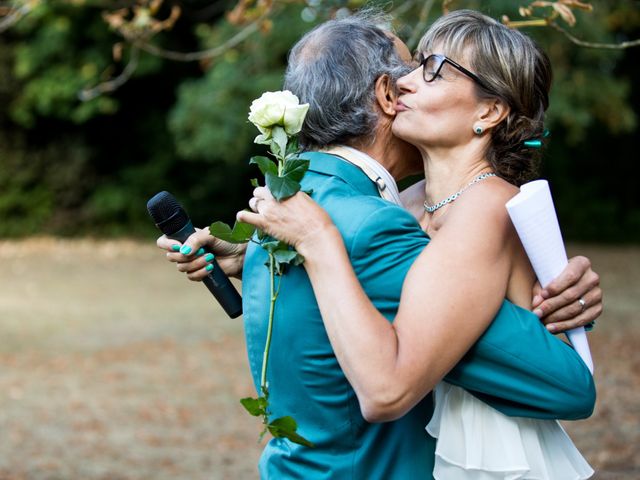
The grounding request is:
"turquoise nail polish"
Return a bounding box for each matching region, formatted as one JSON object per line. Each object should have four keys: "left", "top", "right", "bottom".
{"left": 171, "top": 245, "right": 180, "bottom": 252}
{"left": 204, "top": 253, "right": 214, "bottom": 262}
{"left": 180, "top": 245, "right": 192, "bottom": 255}
{"left": 196, "top": 248, "right": 205, "bottom": 256}
{"left": 205, "top": 264, "right": 214, "bottom": 272}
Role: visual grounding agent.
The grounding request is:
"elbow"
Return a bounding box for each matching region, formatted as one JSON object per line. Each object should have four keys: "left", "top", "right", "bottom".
{"left": 573, "top": 375, "right": 597, "bottom": 420}
{"left": 557, "top": 370, "right": 597, "bottom": 420}
{"left": 357, "top": 385, "right": 423, "bottom": 423}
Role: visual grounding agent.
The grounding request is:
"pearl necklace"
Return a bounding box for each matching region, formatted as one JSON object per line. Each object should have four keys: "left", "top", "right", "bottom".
{"left": 423, "top": 172, "right": 497, "bottom": 213}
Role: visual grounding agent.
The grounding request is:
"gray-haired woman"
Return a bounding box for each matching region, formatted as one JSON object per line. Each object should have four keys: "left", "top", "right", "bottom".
{"left": 240, "top": 10, "right": 594, "bottom": 479}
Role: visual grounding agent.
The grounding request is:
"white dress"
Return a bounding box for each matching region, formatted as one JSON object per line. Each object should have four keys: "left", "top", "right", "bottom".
{"left": 426, "top": 382, "right": 594, "bottom": 480}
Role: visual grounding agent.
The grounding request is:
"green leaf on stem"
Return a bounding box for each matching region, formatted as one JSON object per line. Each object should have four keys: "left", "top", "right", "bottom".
{"left": 261, "top": 240, "right": 287, "bottom": 253}
{"left": 265, "top": 172, "right": 301, "bottom": 201}
{"left": 268, "top": 416, "right": 315, "bottom": 447}
{"left": 271, "top": 126, "right": 288, "bottom": 159}
{"left": 250, "top": 156, "right": 277, "bottom": 176}
{"left": 250, "top": 178, "right": 260, "bottom": 188}
{"left": 273, "top": 249, "right": 299, "bottom": 265}
{"left": 240, "top": 396, "right": 268, "bottom": 417}
{"left": 282, "top": 158, "right": 310, "bottom": 183}
{"left": 285, "top": 136, "right": 299, "bottom": 157}
{"left": 210, "top": 220, "right": 255, "bottom": 243}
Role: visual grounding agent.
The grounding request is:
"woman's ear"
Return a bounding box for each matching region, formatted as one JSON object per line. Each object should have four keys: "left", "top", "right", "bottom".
{"left": 374, "top": 74, "right": 398, "bottom": 116}
{"left": 477, "top": 98, "right": 510, "bottom": 129}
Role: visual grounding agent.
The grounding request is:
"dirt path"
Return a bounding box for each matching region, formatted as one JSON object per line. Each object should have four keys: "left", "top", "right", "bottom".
{"left": 0, "top": 239, "right": 638, "bottom": 479}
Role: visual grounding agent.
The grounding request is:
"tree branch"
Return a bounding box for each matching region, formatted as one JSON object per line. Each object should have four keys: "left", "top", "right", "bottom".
{"left": 0, "top": 1, "right": 34, "bottom": 33}
{"left": 549, "top": 21, "right": 640, "bottom": 49}
{"left": 133, "top": 17, "right": 261, "bottom": 62}
{"left": 78, "top": 47, "right": 140, "bottom": 101}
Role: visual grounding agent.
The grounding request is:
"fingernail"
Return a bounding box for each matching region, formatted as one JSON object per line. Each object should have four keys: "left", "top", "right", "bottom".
{"left": 204, "top": 253, "right": 214, "bottom": 262}
{"left": 180, "top": 245, "right": 192, "bottom": 255}
{"left": 205, "top": 264, "right": 214, "bottom": 272}
{"left": 532, "top": 295, "right": 543, "bottom": 305}
{"left": 171, "top": 245, "right": 180, "bottom": 252}
{"left": 533, "top": 308, "right": 543, "bottom": 318}
{"left": 196, "top": 248, "right": 205, "bottom": 256}
{"left": 546, "top": 324, "right": 556, "bottom": 333}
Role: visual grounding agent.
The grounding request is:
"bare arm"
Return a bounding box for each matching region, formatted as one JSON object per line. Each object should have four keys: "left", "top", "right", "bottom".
{"left": 399, "top": 182, "right": 603, "bottom": 331}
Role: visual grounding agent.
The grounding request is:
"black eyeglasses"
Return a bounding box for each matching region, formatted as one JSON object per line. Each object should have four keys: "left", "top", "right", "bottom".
{"left": 418, "top": 53, "right": 491, "bottom": 91}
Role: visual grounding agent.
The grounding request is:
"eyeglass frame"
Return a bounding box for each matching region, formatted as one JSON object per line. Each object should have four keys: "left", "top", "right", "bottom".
{"left": 418, "top": 53, "right": 492, "bottom": 92}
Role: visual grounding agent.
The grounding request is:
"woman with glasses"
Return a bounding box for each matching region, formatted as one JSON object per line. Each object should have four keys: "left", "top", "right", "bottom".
{"left": 239, "top": 10, "right": 593, "bottom": 478}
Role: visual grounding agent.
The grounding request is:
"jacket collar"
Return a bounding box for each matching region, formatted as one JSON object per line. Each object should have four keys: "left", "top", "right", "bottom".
{"left": 301, "top": 151, "right": 380, "bottom": 198}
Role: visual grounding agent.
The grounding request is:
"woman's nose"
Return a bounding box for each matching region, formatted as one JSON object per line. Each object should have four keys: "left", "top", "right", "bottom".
{"left": 397, "top": 67, "right": 421, "bottom": 93}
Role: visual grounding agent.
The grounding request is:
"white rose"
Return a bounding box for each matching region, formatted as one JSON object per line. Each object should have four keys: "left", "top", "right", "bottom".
{"left": 248, "top": 90, "right": 309, "bottom": 141}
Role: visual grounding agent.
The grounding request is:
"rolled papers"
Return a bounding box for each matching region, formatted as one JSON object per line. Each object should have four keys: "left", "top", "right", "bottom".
{"left": 506, "top": 180, "right": 594, "bottom": 374}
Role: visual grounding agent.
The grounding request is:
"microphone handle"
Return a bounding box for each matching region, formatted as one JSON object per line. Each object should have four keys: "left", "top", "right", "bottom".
{"left": 169, "top": 221, "right": 243, "bottom": 319}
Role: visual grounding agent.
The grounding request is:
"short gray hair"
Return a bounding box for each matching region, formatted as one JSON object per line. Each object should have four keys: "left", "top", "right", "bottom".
{"left": 284, "top": 11, "right": 410, "bottom": 149}
{"left": 419, "top": 10, "right": 552, "bottom": 185}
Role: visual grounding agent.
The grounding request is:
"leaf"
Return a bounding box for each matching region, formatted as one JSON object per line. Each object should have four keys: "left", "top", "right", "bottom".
{"left": 240, "top": 396, "right": 268, "bottom": 417}
{"left": 265, "top": 171, "right": 301, "bottom": 201}
{"left": 519, "top": 6, "right": 533, "bottom": 17}
{"left": 552, "top": 2, "right": 576, "bottom": 26}
{"left": 560, "top": 0, "right": 593, "bottom": 12}
{"left": 231, "top": 220, "right": 257, "bottom": 242}
{"left": 250, "top": 178, "right": 260, "bottom": 187}
{"left": 268, "top": 416, "right": 314, "bottom": 447}
{"left": 210, "top": 220, "right": 255, "bottom": 243}
{"left": 257, "top": 229, "right": 268, "bottom": 241}
{"left": 261, "top": 240, "right": 286, "bottom": 253}
{"left": 292, "top": 253, "right": 305, "bottom": 266}
{"left": 250, "top": 156, "right": 277, "bottom": 176}
{"left": 285, "top": 136, "right": 299, "bottom": 156}
{"left": 271, "top": 126, "right": 288, "bottom": 159}
{"left": 282, "top": 158, "right": 310, "bottom": 184}
{"left": 273, "top": 249, "right": 299, "bottom": 265}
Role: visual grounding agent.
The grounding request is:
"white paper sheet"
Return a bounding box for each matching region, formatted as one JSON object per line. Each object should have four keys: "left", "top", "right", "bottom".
{"left": 506, "top": 180, "right": 594, "bottom": 373}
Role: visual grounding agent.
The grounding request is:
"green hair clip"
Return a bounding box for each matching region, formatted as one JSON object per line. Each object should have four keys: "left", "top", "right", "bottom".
{"left": 523, "top": 129, "right": 550, "bottom": 149}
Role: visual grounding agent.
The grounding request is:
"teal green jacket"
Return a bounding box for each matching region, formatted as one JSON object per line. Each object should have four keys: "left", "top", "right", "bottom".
{"left": 242, "top": 152, "right": 595, "bottom": 479}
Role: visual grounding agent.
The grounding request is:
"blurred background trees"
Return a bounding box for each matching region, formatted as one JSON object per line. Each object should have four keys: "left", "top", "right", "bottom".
{"left": 0, "top": 0, "right": 638, "bottom": 241}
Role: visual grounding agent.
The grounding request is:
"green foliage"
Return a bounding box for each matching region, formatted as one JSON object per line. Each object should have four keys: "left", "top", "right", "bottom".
{"left": 0, "top": 0, "right": 638, "bottom": 241}
{"left": 9, "top": 2, "right": 122, "bottom": 126}
{"left": 167, "top": 7, "right": 311, "bottom": 163}
{"left": 250, "top": 156, "right": 278, "bottom": 176}
{"left": 209, "top": 220, "right": 255, "bottom": 243}
{"left": 267, "top": 416, "right": 314, "bottom": 448}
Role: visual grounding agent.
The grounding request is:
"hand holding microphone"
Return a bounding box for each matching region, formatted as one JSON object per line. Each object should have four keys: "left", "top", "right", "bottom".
{"left": 159, "top": 227, "right": 246, "bottom": 281}
{"left": 148, "top": 191, "right": 243, "bottom": 319}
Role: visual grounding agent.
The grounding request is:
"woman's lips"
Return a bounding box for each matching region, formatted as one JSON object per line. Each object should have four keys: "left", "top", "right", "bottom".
{"left": 395, "top": 100, "right": 409, "bottom": 112}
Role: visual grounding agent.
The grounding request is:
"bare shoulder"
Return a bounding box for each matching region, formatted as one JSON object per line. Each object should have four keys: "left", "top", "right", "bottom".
{"left": 440, "top": 176, "right": 519, "bottom": 241}
{"left": 468, "top": 176, "right": 518, "bottom": 206}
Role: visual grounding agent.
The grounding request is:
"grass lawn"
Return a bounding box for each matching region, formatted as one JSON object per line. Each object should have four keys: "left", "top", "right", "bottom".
{"left": 0, "top": 239, "right": 638, "bottom": 479}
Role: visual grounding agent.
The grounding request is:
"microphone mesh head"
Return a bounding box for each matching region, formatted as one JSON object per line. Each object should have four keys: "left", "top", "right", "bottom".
{"left": 147, "top": 191, "right": 189, "bottom": 235}
{"left": 147, "top": 191, "right": 181, "bottom": 223}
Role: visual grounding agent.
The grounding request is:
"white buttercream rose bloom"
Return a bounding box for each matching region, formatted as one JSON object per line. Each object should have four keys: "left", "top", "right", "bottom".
{"left": 248, "top": 90, "right": 309, "bottom": 143}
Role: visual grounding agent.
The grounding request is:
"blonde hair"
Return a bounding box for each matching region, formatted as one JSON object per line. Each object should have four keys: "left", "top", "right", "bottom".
{"left": 418, "top": 10, "right": 552, "bottom": 185}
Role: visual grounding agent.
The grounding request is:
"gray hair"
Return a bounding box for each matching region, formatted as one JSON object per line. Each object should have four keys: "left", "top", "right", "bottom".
{"left": 419, "top": 10, "right": 552, "bottom": 185}
{"left": 284, "top": 11, "right": 410, "bottom": 149}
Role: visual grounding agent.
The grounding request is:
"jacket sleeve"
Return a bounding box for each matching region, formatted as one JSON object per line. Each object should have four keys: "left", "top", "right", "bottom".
{"left": 443, "top": 301, "right": 595, "bottom": 420}
{"left": 347, "top": 203, "right": 595, "bottom": 421}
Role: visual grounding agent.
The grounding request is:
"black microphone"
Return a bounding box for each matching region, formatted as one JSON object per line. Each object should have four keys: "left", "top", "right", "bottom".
{"left": 147, "top": 191, "right": 243, "bottom": 319}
